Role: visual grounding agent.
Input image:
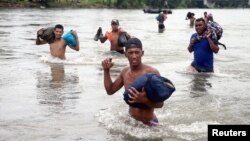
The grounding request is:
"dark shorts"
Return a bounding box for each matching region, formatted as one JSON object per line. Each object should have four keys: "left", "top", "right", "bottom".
{"left": 158, "top": 23, "right": 165, "bottom": 29}
{"left": 191, "top": 62, "right": 214, "bottom": 73}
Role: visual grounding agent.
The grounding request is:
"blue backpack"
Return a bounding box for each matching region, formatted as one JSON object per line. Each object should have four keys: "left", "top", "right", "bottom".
{"left": 63, "top": 31, "right": 76, "bottom": 48}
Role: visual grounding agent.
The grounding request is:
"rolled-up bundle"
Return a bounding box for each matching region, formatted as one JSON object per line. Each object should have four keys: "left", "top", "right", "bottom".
{"left": 123, "top": 73, "right": 175, "bottom": 109}
{"left": 37, "top": 27, "right": 54, "bottom": 44}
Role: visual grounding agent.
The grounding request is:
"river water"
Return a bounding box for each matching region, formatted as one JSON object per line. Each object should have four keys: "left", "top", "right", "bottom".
{"left": 0, "top": 8, "right": 249, "bottom": 141}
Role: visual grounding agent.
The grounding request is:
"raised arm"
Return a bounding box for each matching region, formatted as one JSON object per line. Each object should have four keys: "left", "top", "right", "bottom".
{"left": 71, "top": 30, "right": 80, "bottom": 51}
{"left": 99, "top": 33, "right": 108, "bottom": 43}
{"left": 102, "top": 58, "right": 123, "bottom": 95}
{"left": 206, "top": 32, "right": 219, "bottom": 53}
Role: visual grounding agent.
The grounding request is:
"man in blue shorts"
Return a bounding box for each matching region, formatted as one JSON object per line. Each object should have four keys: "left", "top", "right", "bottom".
{"left": 187, "top": 18, "right": 219, "bottom": 73}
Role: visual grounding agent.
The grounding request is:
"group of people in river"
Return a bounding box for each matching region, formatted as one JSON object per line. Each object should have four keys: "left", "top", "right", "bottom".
{"left": 35, "top": 11, "right": 221, "bottom": 126}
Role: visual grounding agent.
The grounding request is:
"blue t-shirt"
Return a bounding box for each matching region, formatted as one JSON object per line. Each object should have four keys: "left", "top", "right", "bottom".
{"left": 190, "top": 33, "right": 214, "bottom": 72}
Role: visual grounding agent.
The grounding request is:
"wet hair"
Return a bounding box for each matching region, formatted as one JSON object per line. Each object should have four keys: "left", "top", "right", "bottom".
{"left": 125, "top": 37, "right": 143, "bottom": 50}
{"left": 195, "top": 18, "right": 205, "bottom": 23}
{"left": 195, "top": 18, "right": 207, "bottom": 30}
{"left": 54, "top": 24, "right": 64, "bottom": 31}
{"left": 186, "top": 12, "right": 195, "bottom": 19}
{"left": 111, "top": 19, "right": 119, "bottom": 25}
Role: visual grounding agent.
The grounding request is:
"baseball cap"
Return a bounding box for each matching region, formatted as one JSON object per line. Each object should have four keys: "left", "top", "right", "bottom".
{"left": 125, "top": 37, "right": 143, "bottom": 50}
{"left": 111, "top": 19, "right": 119, "bottom": 25}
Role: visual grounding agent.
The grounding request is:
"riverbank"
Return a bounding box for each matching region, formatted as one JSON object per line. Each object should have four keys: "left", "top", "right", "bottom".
{"left": 0, "top": 1, "right": 109, "bottom": 9}
{"left": 0, "top": 1, "right": 36, "bottom": 8}
{"left": 1, "top": 1, "right": 249, "bottom": 9}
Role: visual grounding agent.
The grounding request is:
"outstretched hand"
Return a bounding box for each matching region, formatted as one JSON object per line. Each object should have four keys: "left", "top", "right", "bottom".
{"left": 128, "top": 87, "right": 147, "bottom": 104}
{"left": 101, "top": 58, "right": 114, "bottom": 70}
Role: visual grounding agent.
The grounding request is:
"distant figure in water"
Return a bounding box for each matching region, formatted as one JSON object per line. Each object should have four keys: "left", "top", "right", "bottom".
{"left": 186, "top": 12, "right": 196, "bottom": 27}
{"left": 156, "top": 10, "right": 168, "bottom": 32}
{"left": 36, "top": 24, "right": 80, "bottom": 60}
{"left": 95, "top": 19, "right": 131, "bottom": 54}
{"left": 203, "top": 11, "right": 208, "bottom": 25}
{"left": 101, "top": 37, "right": 163, "bottom": 126}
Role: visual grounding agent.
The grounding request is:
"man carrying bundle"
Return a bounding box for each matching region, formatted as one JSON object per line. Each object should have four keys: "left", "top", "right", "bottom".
{"left": 94, "top": 19, "right": 131, "bottom": 54}
{"left": 36, "top": 24, "right": 80, "bottom": 60}
{"left": 101, "top": 37, "right": 175, "bottom": 126}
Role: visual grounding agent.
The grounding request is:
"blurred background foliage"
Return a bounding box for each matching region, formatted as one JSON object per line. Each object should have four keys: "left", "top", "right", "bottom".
{"left": 0, "top": 0, "right": 249, "bottom": 8}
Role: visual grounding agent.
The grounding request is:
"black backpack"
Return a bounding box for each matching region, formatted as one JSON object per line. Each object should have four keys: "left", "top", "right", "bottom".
{"left": 118, "top": 32, "right": 128, "bottom": 47}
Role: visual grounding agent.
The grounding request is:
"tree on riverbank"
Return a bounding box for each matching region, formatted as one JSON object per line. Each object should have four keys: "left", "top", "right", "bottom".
{"left": 0, "top": 0, "right": 249, "bottom": 8}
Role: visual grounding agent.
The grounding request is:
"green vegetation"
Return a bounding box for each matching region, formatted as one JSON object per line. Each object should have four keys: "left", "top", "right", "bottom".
{"left": 0, "top": 0, "right": 249, "bottom": 9}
